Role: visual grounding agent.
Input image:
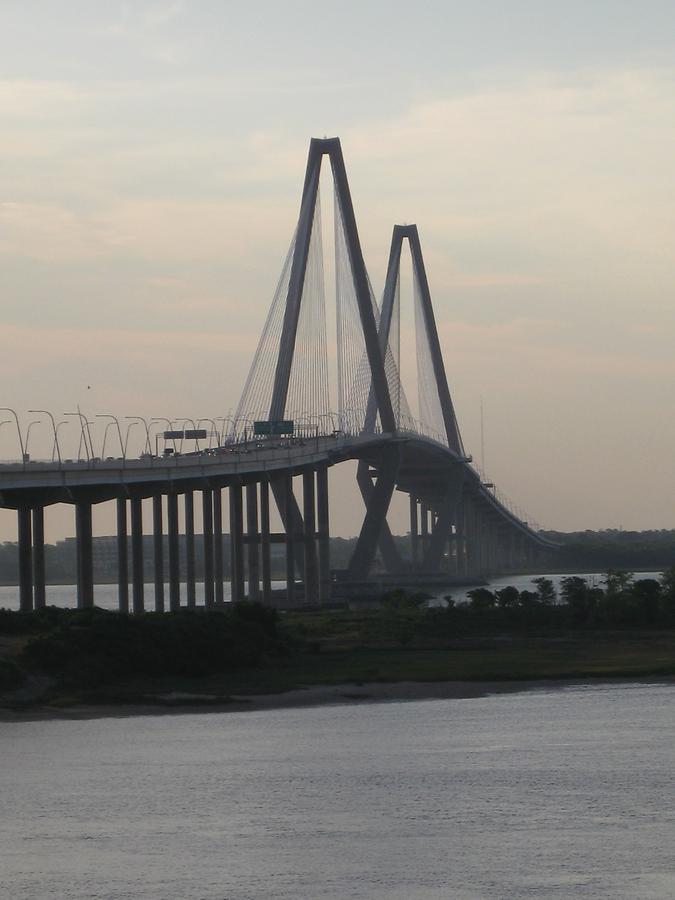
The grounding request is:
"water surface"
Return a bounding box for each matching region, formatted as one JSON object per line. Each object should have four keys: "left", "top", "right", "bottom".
{"left": 2, "top": 682, "right": 674, "bottom": 899}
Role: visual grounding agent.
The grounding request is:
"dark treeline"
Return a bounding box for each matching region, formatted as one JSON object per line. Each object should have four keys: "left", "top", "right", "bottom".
{"left": 0, "top": 602, "right": 288, "bottom": 691}
{"left": 458, "top": 570, "right": 675, "bottom": 628}
{"left": 3, "top": 572, "right": 675, "bottom": 697}
{"left": 540, "top": 529, "right": 675, "bottom": 570}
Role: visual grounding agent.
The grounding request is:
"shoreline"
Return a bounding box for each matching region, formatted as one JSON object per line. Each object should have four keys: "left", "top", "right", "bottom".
{"left": 2, "top": 674, "right": 674, "bottom": 723}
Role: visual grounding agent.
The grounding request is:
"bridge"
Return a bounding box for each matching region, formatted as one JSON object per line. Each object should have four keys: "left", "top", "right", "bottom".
{"left": 0, "top": 137, "right": 556, "bottom": 613}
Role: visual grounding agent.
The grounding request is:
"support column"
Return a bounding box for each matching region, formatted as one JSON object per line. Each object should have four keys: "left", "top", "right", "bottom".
{"left": 420, "top": 502, "right": 429, "bottom": 563}
{"left": 202, "top": 489, "right": 214, "bottom": 609}
{"left": 246, "top": 482, "right": 260, "bottom": 601}
{"left": 130, "top": 497, "right": 144, "bottom": 614}
{"left": 17, "top": 507, "right": 33, "bottom": 613}
{"left": 229, "top": 482, "right": 244, "bottom": 602}
{"left": 317, "top": 464, "right": 330, "bottom": 603}
{"left": 348, "top": 446, "right": 400, "bottom": 580}
{"left": 356, "top": 459, "right": 402, "bottom": 573}
{"left": 167, "top": 492, "right": 180, "bottom": 611}
{"left": 283, "top": 474, "right": 295, "bottom": 604}
{"left": 117, "top": 498, "right": 129, "bottom": 613}
{"left": 32, "top": 506, "right": 45, "bottom": 610}
{"left": 454, "top": 501, "right": 466, "bottom": 576}
{"left": 302, "top": 470, "right": 318, "bottom": 604}
{"left": 152, "top": 495, "right": 164, "bottom": 613}
{"left": 410, "top": 494, "right": 419, "bottom": 570}
{"left": 213, "top": 488, "right": 224, "bottom": 605}
{"left": 185, "top": 490, "right": 196, "bottom": 609}
{"left": 260, "top": 479, "right": 272, "bottom": 604}
{"left": 464, "top": 499, "right": 478, "bottom": 578}
{"left": 75, "top": 500, "right": 93, "bottom": 609}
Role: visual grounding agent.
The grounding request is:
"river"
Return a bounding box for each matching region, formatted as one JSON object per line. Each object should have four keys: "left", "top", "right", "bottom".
{"left": 0, "top": 571, "right": 664, "bottom": 612}
{"left": 1, "top": 682, "right": 674, "bottom": 898}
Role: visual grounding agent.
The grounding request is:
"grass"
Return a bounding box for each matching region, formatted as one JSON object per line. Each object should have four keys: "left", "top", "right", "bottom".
{"left": 2, "top": 604, "right": 675, "bottom": 710}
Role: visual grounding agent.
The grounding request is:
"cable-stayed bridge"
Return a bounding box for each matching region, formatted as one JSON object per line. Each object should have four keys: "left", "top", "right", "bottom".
{"left": 0, "top": 137, "right": 556, "bottom": 612}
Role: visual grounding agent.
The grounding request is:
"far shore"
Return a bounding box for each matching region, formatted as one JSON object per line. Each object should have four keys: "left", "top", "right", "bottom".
{"left": 2, "top": 675, "right": 674, "bottom": 724}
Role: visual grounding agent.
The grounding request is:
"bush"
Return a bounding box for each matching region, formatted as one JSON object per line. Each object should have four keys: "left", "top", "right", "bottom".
{"left": 21, "top": 603, "right": 287, "bottom": 686}
{"left": 0, "top": 659, "right": 23, "bottom": 691}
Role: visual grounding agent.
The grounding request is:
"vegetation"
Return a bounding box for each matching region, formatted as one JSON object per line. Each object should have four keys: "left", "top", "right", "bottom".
{"left": 2, "top": 570, "right": 675, "bottom": 711}
{"left": 539, "top": 529, "right": 675, "bottom": 570}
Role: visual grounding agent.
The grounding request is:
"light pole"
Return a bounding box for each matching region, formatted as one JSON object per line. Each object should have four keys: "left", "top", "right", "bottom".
{"left": 125, "top": 417, "right": 152, "bottom": 456}
{"left": 177, "top": 417, "right": 200, "bottom": 452}
{"left": 29, "top": 410, "right": 62, "bottom": 463}
{"left": 64, "top": 411, "right": 93, "bottom": 461}
{"left": 96, "top": 414, "right": 124, "bottom": 458}
{"left": 150, "top": 417, "right": 175, "bottom": 456}
{"left": 53, "top": 420, "right": 69, "bottom": 461}
{"left": 24, "top": 420, "right": 41, "bottom": 459}
{"left": 197, "top": 418, "right": 218, "bottom": 450}
{"left": 219, "top": 416, "right": 237, "bottom": 445}
{"left": 0, "top": 408, "right": 25, "bottom": 461}
{"left": 0, "top": 420, "right": 11, "bottom": 458}
{"left": 100, "top": 422, "right": 115, "bottom": 458}
{"left": 123, "top": 420, "right": 140, "bottom": 458}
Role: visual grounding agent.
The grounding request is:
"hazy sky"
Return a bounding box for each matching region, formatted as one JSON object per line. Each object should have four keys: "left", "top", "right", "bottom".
{"left": 1, "top": 0, "right": 674, "bottom": 540}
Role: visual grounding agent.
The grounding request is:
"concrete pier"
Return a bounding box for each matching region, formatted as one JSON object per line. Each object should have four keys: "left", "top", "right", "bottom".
{"left": 317, "top": 464, "right": 330, "bottom": 603}
{"left": 213, "top": 488, "right": 224, "bottom": 605}
{"left": 260, "top": 479, "right": 272, "bottom": 604}
{"left": 229, "top": 482, "right": 244, "bottom": 602}
{"left": 75, "top": 500, "right": 94, "bottom": 609}
{"left": 130, "top": 497, "right": 144, "bottom": 614}
{"left": 152, "top": 495, "right": 164, "bottom": 612}
{"left": 202, "top": 489, "right": 214, "bottom": 609}
{"left": 302, "top": 469, "right": 318, "bottom": 604}
{"left": 185, "top": 490, "right": 196, "bottom": 609}
{"left": 32, "top": 506, "right": 45, "bottom": 610}
{"left": 116, "top": 498, "right": 129, "bottom": 613}
{"left": 283, "top": 475, "right": 295, "bottom": 603}
{"left": 167, "top": 492, "right": 180, "bottom": 611}
{"left": 17, "top": 507, "right": 33, "bottom": 612}
{"left": 246, "top": 482, "right": 260, "bottom": 601}
{"left": 410, "top": 494, "right": 419, "bottom": 570}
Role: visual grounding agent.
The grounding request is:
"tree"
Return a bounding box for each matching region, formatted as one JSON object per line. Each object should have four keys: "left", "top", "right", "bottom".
{"left": 630, "top": 579, "right": 661, "bottom": 624}
{"left": 496, "top": 585, "right": 520, "bottom": 609}
{"left": 603, "top": 570, "right": 634, "bottom": 596}
{"left": 560, "top": 576, "right": 595, "bottom": 625}
{"left": 467, "top": 588, "right": 496, "bottom": 612}
{"left": 660, "top": 567, "right": 675, "bottom": 622}
{"left": 532, "top": 577, "right": 556, "bottom": 605}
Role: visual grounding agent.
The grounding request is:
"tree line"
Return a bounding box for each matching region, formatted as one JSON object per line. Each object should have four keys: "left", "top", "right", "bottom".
{"left": 462, "top": 570, "right": 675, "bottom": 627}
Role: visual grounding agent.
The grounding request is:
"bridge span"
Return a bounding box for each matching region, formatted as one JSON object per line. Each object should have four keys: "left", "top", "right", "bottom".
{"left": 1, "top": 137, "right": 556, "bottom": 612}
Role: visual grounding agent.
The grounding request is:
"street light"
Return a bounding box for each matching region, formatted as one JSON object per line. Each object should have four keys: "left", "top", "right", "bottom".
{"left": 123, "top": 420, "right": 140, "bottom": 458}
{"left": 0, "top": 408, "right": 25, "bottom": 461}
{"left": 28, "top": 410, "right": 62, "bottom": 463}
{"left": 176, "top": 417, "right": 200, "bottom": 452}
{"left": 53, "top": 420, "right": 69, "bottom": 461}
{"left": 124, "top": 416, "right": 152, "bottom": 456}
{"left": 95, "top": 414, "right": 124, "bottom": 458}
{"left": 64, "top": 411, "right": 93, "bottom": 461}
{"left": 100, "top": 422, "right": 115, "bottom": 458}
{"left": 24, "top": 420, "right": 41, "bottom": 459}
{"left": 0, "top": 420, "right": 11, "bottom": 459}
{"left": 219, "top": 416, "right": 237, "bottom": 445}
{"left": 197, "top": 418, "right": 218, "bottom": 450}
{"left": 150, "top": 417, "right": 175, "bottom": 456}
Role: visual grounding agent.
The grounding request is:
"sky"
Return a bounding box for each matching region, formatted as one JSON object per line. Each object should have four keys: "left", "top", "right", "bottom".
{"left": 1, "top": 0, "right": 674, "bottom": 540}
